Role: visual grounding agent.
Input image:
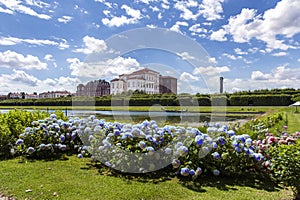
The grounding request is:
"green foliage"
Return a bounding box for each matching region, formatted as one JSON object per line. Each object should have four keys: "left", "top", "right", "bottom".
{"left": 211, "top": 95, "right": 229, "bottom": 106}
{"left": 0, "top": 110, "right": 68, "bottom": 159}
{"left": 237, "top": 112, "right": 287, "bottom": 139}
{"left": 267, "top": 139, "right": 300, "bottom": 198}
{"left": 229, "top": 94, "right": 293, "bottom": 106}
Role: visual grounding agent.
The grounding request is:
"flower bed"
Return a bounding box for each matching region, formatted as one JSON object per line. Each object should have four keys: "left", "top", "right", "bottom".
{"left": 12, "top": 113, "right": 300, "bottom": 199}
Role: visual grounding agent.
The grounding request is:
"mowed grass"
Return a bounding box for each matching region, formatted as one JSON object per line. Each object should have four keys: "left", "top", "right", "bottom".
{"left": 287, "top": 111, "right": 300, "bottom": 133}
{"left": 0, "top": 105, "right": 288, "bottom": 113}
{"left": 0, "top": 156, "right": 293, "bottom": 200}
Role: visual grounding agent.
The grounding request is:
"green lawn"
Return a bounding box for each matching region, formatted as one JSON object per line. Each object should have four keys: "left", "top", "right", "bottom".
{"left": 287, "top": 111, "right": 300, "bottom": 133}
{"left": 0, "top": 105, "right": 288, "bottom": 113}
{"left": 0, "top": 156, "right": 293, "bottom": 200}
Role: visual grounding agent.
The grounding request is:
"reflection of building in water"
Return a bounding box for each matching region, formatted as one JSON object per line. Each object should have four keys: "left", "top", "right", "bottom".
{"left": 110, "top": 68, "right": 177, "bottom": 95}
{"left": 76, "top": 79, "right": 110, "bottom": 97}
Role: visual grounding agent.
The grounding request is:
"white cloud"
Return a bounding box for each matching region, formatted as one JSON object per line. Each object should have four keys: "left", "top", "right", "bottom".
{"left": 102, "top": 4, "right": 142, "bottom": 27}
{"left": 224, "top": 66, "right": 300, "bottom": 92}
{"left": 234, "top": 48, "right": 248, "bottom": 55}
{"left": 44, "top": 54, "right": 54, "bottom": 61}
{"left": 0, "top": 0, "right": 51, "bottom": 19}
{"left": 189, "top": 24, "right": 207, "bottom": 33}
{"left": 103, "top": 10, "right": 111, "bottom": 16}
{"left": 174, "top": 1, "right": 200, "bottom": 20}
{"left": 161, "top": 3, "right": 169, "bottom": 10}
{"left": 58, "top": 16, "right": 72, "bottom": 24}
{"left": 208, "top": 57, "right": 217, "bottom": 64}
{"left": 177, "top": 52, "right": 195, "bottom": 60}
{"left": 252, "top": 65, "right": 300, "bottom": 81}
{"left": 251, "top": 71, "right": 272, "bottom": 80}
{"left": 219, "top": 0, "right": 300, "bottom": 50}
{"left": 146, "top": 24, "right": 157, "bottom": 29}
{"left": 102, "top": 16, "right": 137, "bottom": 27}
{"left": 0, "top": 6, "right": 13, "bottom": 14}
{"left": 44, "top": 78, "right": 56, "bottom": 86}
{"left": 0, "top": 71, "right": 80, "bottom": 94}
{"left": 158, "top": 12, "right": 162, "bottom": 19}
{"left": 149, "top": 6, "right": 159, "bottom": 12}
{"left": 210, "top": 29, "right": 227, "bottom": 41}
{"left": 24, "top": 0, "right": 51, "bottom": 9}
{"left": 179, "top": 72, "right": 199, "bottom": 81}
{"left": 74, "top": 36, "right": 107, "bottom": 54}
{"left": 222, "top": 53, "right": 242, "bottom": 60}
{"left": 0, "top": 50, "right": 47, "bottom": 70}
{"left": 271, "top": 52, "right": 287, "bottom": 57}
{"left": 193, "top": 66, "right": 230, "bottom": 76}
{"left": 199, "top": 0, "right": 224, "bottom": 21}
{"left": 67, "top": 56, "right": 140, "bottom": 78}
{"left": 1, "top": 69, "right": 39, "bottom": 86}
{"left": 170, "top": 21, "right": 189, "bottom": 33}
{"left": 121, "top": 5, "right": 141, "bottom": 19}
{"left": 0, "top": 36, "right": 69, "bottom": 49}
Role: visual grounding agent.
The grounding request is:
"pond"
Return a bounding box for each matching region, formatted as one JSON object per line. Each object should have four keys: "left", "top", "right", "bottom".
{"left": 0, "top": 108, "right": 252, "bottom": 126}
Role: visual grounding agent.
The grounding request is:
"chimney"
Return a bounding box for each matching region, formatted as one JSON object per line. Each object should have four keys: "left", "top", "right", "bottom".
{"left": 220, "top": 77, "right": 224, "bottom": 94}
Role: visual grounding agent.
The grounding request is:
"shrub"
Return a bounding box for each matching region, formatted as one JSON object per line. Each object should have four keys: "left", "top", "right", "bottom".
{"left": 15, "top": 113, "right": 82, "bottom": 159}
{"left": 266, "top": 134, "right": 300, "bottom": 199}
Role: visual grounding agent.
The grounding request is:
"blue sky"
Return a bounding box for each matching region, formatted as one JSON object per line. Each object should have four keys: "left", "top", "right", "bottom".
{"left": 0, "top": 0, "right": 299, "bottom": 94}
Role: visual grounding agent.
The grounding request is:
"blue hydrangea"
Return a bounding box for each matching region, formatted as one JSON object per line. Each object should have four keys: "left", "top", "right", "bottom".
{"left": 212, "top": 152, "right": 221, "bottom": 159}
{"left": 195, "top": 135, "right": 204, "bottom": 145}
{"left": 15, "top": 139, "right": 24, "bottom": 146}
{"left": 77, "top": 154, "right": 83, "bottom": 158}
{"left": 172, "top": 159, "right": 181, "bottom": 168}
{"left": 146, "top": 146, "right": 155, "bottom": 155}
{"left": 39, "top": 143, "right": 46, "bottom": 150}
{"left": 27, "top": 147, "right": 35, "bottom": 154}
{"left": 180, "top": 167, "right": 190, "bottom": 176}
{"left": 245, "top": 138, "right": 252, "bottom": 146}
{"left": 177, "top": 145, "right": 188, "bottom": 157}
{"left": 138, "top": 141, "right": 146, "bottom": 149}
{"left": 217, "top": 136, "right": 226, "bottom": 145}
{"left": 189, "top": 169, "right": 196, "bottom": 176}
{"left": 164, "top": 147, "right": 172, "bottom": 155}
{"left": 213, "top": 169, "right": 220, "bottom": 176}
{"left": 195, "top": 167, "right": 202, "bottom": 176}
{"left": 60, "top": 135, "right": 65, "bottom": 143}
{"left": 212, "top": 142, "right": 218, "bottom": 149}
{"left": 227, "top": 130, "right": 236, "bottom": 137}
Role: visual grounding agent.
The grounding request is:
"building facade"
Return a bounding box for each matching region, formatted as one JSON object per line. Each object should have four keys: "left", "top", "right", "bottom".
{"left": 25, "top": 93, "right": 38, "bottom": 99}
{"left": 159, "top": 76, "right": 177, "bottom": 94}
{"left": 76, "top": 79, "right": 110, "bottom": 97}
{"left": 39, "top": 91, "right": 71, "bottom": 99}
{"left": 110, "top": 68, "right": 177, "bottom": 95}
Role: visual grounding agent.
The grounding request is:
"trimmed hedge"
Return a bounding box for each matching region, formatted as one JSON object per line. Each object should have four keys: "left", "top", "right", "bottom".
{"left": 0, "top": 93, "right": 298, "bottom": 106}
{"left": 229, "top": 94, "right": 293, "bottom": 106}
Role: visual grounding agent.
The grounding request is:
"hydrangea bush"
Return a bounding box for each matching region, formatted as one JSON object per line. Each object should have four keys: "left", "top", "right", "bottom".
{"left": 15, "top": 114, "right": 82, "bottom": 159}
{"left": 13, "top": 114, "right": 300, "bottom": 198}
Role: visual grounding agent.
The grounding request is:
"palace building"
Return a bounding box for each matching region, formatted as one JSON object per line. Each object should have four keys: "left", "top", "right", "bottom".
{"left": 110, "top": 68, "right": 177, "bottom": 95}
{"left": 76, "top": 79, "right": 110, "bottom": 97}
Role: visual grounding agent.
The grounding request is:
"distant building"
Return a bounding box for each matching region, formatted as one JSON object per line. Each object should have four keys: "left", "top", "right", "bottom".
{"left": 159, "top": 75, "right": 177, "bottom": 94}
{"left": 110, "top": 68, "right": 177, "bottom": 95}
{"left": 39, "top": 91, "right": 71, "bottom": 99}
{"left": 76, "top": 79, "right": 110, "bottom": 97}
{"left": 9, "top": 92, "right": 23, "bottom": 99}
{"left": 25, "top": 93, "right": 38, "bottom": 99}
{"left": 110, "top": 78, "right": 126, "bottom": 95}
{"left": 0, "top": 95, "right": 7, "bottom": 100}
